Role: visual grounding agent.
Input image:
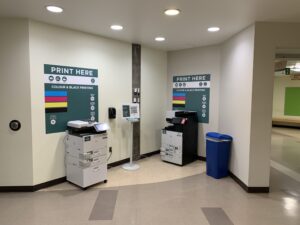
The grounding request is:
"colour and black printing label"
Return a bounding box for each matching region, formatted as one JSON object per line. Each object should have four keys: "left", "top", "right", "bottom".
{"left": 172, "top": 74, "right": 210, "bottom": 123}
{"left": 44, "top": 64, "right": 98, "bottom": 134}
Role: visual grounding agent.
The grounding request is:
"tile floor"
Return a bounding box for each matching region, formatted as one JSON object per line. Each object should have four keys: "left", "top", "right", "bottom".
{"left": 41, "top": 155, "right": 206, "bottom": 191}
{"left": 0, "top": 166, "right": 299, "bottom": 225}
{"left": 0, "top": 128, "right": 300, "bottom": 225}
{"left": 272, "top": 127, "right": 300, "bottom": 174}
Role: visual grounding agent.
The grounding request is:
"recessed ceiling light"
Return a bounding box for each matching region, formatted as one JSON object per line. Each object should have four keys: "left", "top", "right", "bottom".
{"left": 208, "top": 27, "right": 220, "bottom": 32}
{"left": 155, "top": 37, "right": 166, "bottom": 42}
{"left": 164, "top": 9, "right": 180, "bottom": 16}
{"left": 46, "top": 6, "right": 63, "bottom": 13}
{"left": 110, "top": 25, "right": 123, "bottom": 31}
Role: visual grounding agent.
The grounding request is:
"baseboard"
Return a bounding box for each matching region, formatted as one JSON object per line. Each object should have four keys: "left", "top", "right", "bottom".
{"left": 229, "top": 171, "right": 269, "bottom": 193}
{"left": 107, "top": 150, "right": 160, "bottom": 168}
{"left": 139, "top": 150, "right": 160, "bottom": 159}
{"left": 0, "top": 177, "right": 66, "bottom": 192}
{"left": 272, "top": 124, "right": 300, "bottom": 129}
{"left": 0, "top": 150, "right": 161, "bottom": 192}
{"left": 197, "top": 158, "right": 269, "bottom": 193}
{"left": 0, "top": 186, "right": 34, "bottom": 192}
{"left": 107, "top": 158, "right": 130, "bottom": 168}
{"left": 32, "top": 177, "right": 66, "bottom": 192}
{"left": 197, "top": 156, "right": 206, "bottom": 161}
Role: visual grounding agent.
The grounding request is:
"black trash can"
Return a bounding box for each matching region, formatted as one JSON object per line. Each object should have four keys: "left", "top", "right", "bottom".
{"left": 206, "top": 132, "right": 233, "bottom": 179}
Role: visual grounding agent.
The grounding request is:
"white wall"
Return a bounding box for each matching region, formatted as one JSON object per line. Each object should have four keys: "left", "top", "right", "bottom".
{"left": 166, "top": 22, "right": 300, "bottom": 188}
{"left": 0, "top": 19, "right": 33, "bottom": 186}
{"left": 167, "top": 46, "right": 220, "bottom": 156}
{"left": 29, "top": 20, "right": 132, "bottom": 185}
{"left": 28, "top": 21, "right": 168, "bottom": 185}
{"left": 4, "top": 18, "right": 298, "bottom": 189}
{"left": 219, "top": 25, "right": 255, "bottom": 186}
{"left": 273, "top": 76, "right": 300, "bottom": 118}
{"left": 141, "top": 47, "right": 167, "bottom": 154}
{"left": 248, "top": 22, "right": 300, "bottom": 187}
{"left": 0, "top": 19, "right": 167, "bottom": 186}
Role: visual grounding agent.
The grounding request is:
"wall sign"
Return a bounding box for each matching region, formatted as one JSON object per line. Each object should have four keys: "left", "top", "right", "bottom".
{"left": 172, "top": 74, "right": 210, "bottom": 123}
{"left": 44, "top": 64, "right": 98, "bottom": 134}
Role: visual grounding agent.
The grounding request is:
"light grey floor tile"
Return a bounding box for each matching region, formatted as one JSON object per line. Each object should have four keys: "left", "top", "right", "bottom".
{"left": 1, "top": 145, "right": 300, "bottom": 225}
{"left": 202, "top": 208, "right": 234, "bottom": 225}
{"left": 89, "top": 190, "right": 118, "bottom": 220}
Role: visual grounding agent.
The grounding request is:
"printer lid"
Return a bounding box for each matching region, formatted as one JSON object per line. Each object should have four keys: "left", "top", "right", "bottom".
{"left": 175, "top": 111, "right": 197, "bottom": 117}
{"left": 67, "top": 120, "right": 110, "bottom": 133}
{"left": 166, "top": 110, "right": 183, "bottom": 119}
{"left": 67, "top": 120, "right": 94, "bottom": 129}
{"left": 166, "top": 110, "right": 197, "bottom": 119}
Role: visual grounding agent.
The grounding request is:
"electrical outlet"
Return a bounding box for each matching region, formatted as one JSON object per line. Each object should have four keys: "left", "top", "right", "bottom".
{"left": 109, "top": 147, "right": 112, "bottom": 153}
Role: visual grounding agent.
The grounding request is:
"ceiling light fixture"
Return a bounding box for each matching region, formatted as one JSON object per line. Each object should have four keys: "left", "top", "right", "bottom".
{"left": 164, "top": 9, "right": 180, "bottom": 16}
{"left": 291, "top": 64, "right": 300, "bottom": 72}
{"left": 110, "top": 25, "right": 123, "bottom": 31}
{"left": 208, "top": 27, "right": 220, "bottom": 32}
{"left": 155, "top": 37, "right": 166, "bottom": 42}
{"left": 291, "top": 68, "right": 300, "bottom": 72}
{"left": 46, "top": 5, "right": 63, "bottom": 13}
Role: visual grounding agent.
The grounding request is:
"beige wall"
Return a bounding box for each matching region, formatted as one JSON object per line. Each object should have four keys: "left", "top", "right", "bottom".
{"left": 273, "top": 76, "right": 300, "bottom": 118}
{"left": 219, "top": 25, "right": 255, "bottom": 186}
{"left": 248, "top": 22, "right": 300, "bottom": 187}
{"left": 3, "top": 18, "right": 299, "bottom": 189}
{"left": 167, "top": 46, "right": 221, "bottom": 156}
{"left": 0, "top": 19, "right": 167, "bottom": 186}
{"left": 29, "top": 21, "right": 132, "bottom": 184}
{"left": 28, "top": 21, "right": 167, "bottom": 185}
{"left": 166, "top": 22, "right": 300, "bottom": 188}
{"left": 141, "top": 47, "right": 167, "bottom": 154}
{"left": 0, "top": 19, "right": 33, "bottom": 186}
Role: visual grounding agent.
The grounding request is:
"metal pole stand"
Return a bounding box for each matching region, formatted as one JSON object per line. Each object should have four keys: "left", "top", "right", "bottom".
{"left": 122, "top": 118, "right": 140, "bottom": 171}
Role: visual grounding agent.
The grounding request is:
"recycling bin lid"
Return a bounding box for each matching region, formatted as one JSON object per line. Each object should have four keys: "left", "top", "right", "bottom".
{"left": 206, "top": 132, "right": 233, "bottom": 141}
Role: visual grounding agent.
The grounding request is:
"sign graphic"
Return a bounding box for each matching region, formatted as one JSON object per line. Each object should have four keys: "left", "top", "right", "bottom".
{"left": 44, "top": 64, "right": 98, "bottom": 133}
{"left": 173, "top": 74, "right": 210, "bottom": 123}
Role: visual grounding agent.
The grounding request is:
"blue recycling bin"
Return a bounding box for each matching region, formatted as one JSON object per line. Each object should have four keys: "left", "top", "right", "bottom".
{"left": 206, "top": 132, "right": 233, "bottom": 179}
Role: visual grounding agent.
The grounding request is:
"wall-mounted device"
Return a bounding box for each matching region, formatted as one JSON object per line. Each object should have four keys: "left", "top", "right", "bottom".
{"left": 133, "top": 88, "right": 140, "bottom": 103}
{"left": 122, "top": 103, "right": 140, "bottom": 119}
{"left": 9, "top": 120, "right": 21, "bottom": 131}
{"left": 133, "top": 88, "right": 140, "bottom": 95}
{"left": 108, "top": 107, "right": 116, "bottom": 119}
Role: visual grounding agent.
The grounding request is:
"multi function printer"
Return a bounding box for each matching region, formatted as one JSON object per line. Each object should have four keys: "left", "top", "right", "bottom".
{"left": 161, "top": 111, "right": 198, "bottom": 166}
{"left": 65, "top": 120, "right": 109, "bottom": 189}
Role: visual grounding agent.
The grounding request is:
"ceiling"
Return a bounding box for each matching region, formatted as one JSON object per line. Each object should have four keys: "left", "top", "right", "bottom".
{"left": 1, "top": 0, "right": 300, "bottom": 51}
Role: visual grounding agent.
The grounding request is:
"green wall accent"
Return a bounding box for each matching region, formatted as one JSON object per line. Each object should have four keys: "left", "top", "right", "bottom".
{"left": 284, "top": 87, "right": 300, "bottom": 116}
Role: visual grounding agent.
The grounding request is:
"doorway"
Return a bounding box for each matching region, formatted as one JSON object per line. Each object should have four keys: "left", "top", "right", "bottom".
{"left": 270, "top": 49, "right": 300, "bottom": 195}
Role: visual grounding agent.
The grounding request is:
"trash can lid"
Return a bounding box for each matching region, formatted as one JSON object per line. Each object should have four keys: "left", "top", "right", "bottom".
{"left": 206, "top": 132, "right": 233, "bottom": 141}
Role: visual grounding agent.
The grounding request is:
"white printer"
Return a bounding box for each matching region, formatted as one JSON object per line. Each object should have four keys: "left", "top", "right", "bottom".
{"left": 65, "top": 120, "right": 109, "bottom": 189}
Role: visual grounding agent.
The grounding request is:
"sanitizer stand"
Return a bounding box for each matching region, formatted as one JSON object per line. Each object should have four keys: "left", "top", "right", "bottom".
{"left": 122, "top": 118, "right": 140, "bottom": 171}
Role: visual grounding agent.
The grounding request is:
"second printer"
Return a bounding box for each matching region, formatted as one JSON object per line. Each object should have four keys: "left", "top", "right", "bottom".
{"left": 161, "top": 111, "right": 198, "bottom": 166}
